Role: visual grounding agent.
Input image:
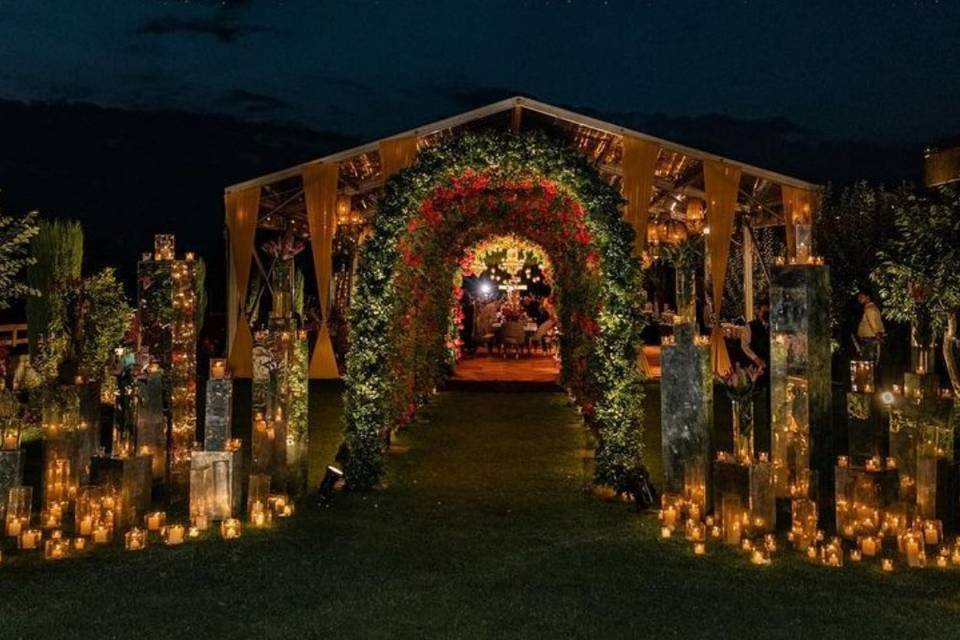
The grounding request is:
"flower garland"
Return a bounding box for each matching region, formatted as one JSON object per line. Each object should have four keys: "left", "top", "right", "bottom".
{"left": 344, "top": 131, "right": 645, "bottom": 492}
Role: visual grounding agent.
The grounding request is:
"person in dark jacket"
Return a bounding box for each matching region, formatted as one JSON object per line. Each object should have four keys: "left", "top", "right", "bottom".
{"left": 740, "top": 298, "right": 771, "bottom": 455}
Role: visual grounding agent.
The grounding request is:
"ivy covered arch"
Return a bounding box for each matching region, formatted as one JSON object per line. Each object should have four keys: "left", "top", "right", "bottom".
{"left": 344, "top": 131, "right": 645, "bottom": 491}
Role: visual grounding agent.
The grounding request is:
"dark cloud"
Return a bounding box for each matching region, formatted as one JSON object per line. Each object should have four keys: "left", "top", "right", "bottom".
{"left": 137, "top": 12, "right": 268, "bottom": 43}
{"left": 217, "top": 89, "right": 291, "bottom": 114}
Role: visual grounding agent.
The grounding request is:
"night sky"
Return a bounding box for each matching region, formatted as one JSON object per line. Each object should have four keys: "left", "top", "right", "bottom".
{"left": 2, "top": 0, "right": 959, "bottom": 144}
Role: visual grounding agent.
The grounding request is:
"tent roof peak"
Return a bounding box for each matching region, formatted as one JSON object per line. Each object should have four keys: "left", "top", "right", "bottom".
{"left": 225, "top": 95, "right": 821, "bottom": 195}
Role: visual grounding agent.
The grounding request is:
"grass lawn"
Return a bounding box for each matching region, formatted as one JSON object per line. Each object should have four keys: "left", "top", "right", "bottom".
{"left": 2, "top": 386, "right": 960, "bottom": 639}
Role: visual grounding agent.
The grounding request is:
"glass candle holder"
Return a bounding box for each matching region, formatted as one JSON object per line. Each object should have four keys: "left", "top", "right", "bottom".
{"left": 124, "top": 527, "right": 147, "bottom": 551}
{"left": 154, "top": 234, "right": 175, "bottom": 261}
{"left": 849, "top": 360, "right": 875, "bottom": 393}
{"left": 162, "top": 524, "right": 185, "bottom": 546}
{"left": 18, "top": 528, "right": 42, "bottom": 550}
{"left": 44, "top": 537, "right": 70, "bottom": 560}
{"left": 144, "top": 511, "right": 166, "bottom": 532}
{"left": 249, "top": 501, "right": 271, "bottom": 529}
{"left": 1, "top": 421, "right": 21, "bottom": 450}
{"left": 5, "top": 486, "right": 32, "bottom": 536}
{"left": 220, "top": 518, "right": 241, "bottom": 539}
{"left": 92, "top": 524, "right": 112, "bottom": 545}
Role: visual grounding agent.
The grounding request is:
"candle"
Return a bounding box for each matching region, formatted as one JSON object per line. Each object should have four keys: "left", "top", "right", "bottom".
{"left": 221, "top": 518, "right": 241, "bottom": 540}
{"left": 693, "top": 542, "right": 706, "bottom": 556}
{"left": 163, "top": 524, "right": 185, "bottom": 546}
{"left": 850, "top": 549, "right": 862, "bottom": 562}
{"left": 750, "top": 549, "right": 769, "bottom": 566}
{"left": 660, "top": 526, "right": 672, "bottom": 539}
{"left": 19, "top": 529, "right": 41, "bottom": 550}
{"left": 188, "top": 526, "right": 201, "bottom": 539}
{"left": 145, "top": 511, "right": 166, "bottom": 532}
{"left": 662, "top": 506, "right": 677, "bottom": 529}
{"left": 764, "top": 534, "right": 777, "bottom": 552}
{"left": 923, "top": 521, "right": 940, "bottom": 545}
{"left": 905, "top": 537, "right": 923, "bottom": 567}
{"left": 2, "top": 432, "right": 18, "bottom": 450}
{"left": 6, "top": 517, "right": 22, "bottom": 537}
{"left": 860, "top": 536, "right": 878, "bottom": 557}
{"left": 72, "top": 537, "right": 88, "bottom": 552}
{"left": 882, "top": 558, "right": 894, "bottom": 572}
{"left": 92, "top": 525, "right": 110, "bottom": 544}
{"left": 41, "top": 509, "right": 61, "bottom": 529}
{"left": 936, "top": 555, "right": 948, "bottom": 568}
{"left": 837, "top": 455, "right": 848, "bottom": 468}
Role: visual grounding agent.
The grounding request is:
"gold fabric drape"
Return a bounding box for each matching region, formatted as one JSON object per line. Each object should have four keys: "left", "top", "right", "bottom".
{"left": 303, "top": 162, "right": 341, "bottom": 379}
{"left": 781, "top": 185, "right": 820, "bottom": 261}
{"left": 621, "top": 136, "right": 660, "bottom": 255}
{"left": 225, "top": 185, "right": 261, "bottom": 378}
{"left": 379, "top": 136, "right": 419, "bottom": 180}
{"left": 703, "top": 159, "right": 742, "bottom": 375}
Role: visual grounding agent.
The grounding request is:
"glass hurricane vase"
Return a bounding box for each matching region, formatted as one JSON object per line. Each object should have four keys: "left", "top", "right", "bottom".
{"left": 731, "top": 397, "right": 754, "bottom": 463}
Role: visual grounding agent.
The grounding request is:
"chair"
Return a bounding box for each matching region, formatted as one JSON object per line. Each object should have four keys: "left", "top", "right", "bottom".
{"left": 528, "top": 319, "right": 555, "bottom": 353}
{"left": 501, "top": 321, "right": 526, "bottom": 358}
{"left": 474, "top": 302, "right": 500, "bottom": 354}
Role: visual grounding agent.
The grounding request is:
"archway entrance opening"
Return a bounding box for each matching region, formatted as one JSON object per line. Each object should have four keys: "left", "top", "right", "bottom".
{"left": 344, "top": 132, "right": 645, "bottom": 493}
{"left": 453, "top": 234, "right": 560, "bottom": 386}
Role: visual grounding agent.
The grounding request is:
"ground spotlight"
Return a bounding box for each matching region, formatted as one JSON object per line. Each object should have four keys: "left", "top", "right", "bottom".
{"left": 319, "top": 465, "right": 344, "bottom": 501}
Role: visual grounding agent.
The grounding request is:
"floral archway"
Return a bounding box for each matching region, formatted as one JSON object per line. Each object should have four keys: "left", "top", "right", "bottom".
{"left": 344, "top": 132, "right": 645, "bottom": 492}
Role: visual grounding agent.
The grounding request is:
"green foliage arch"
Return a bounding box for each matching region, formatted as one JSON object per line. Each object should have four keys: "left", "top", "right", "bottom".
{"left": 344, "top": 131, "right": 645, "bottom": 491}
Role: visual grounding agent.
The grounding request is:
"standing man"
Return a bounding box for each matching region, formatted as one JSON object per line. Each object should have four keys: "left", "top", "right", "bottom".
{"left": 741, "top": 298, "right": 771, "bottom": 456}
{"left": 741, "top": 298, "right": 770, "bottom": 373}
{"left": 856, "top": 288, "right": 885, "bottom": 365}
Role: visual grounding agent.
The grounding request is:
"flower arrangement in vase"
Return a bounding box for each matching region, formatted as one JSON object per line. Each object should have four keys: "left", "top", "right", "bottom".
{"left": 716, "top": 363, "right": 762, "bottom": 463}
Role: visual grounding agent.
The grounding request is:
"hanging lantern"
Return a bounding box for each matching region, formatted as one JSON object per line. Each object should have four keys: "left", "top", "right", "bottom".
{"left": 685, "top": 198, "right": 705, "bottom": 233}
{"left": 656, "top": 220, "right": 671, "bottom": 243}
{"left": 665, "top": 219, "right": 689, "bottom": 246}
{"left": 336, "top": 195, "right": 352, "bottom": 225}
{"left": 647, "top": 223, "right": 661, "bottom": 246}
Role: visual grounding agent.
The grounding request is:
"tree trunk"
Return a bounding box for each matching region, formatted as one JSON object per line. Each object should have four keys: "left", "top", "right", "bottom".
{"left": 943, "top": 311, "right": 960, "bottom": 396}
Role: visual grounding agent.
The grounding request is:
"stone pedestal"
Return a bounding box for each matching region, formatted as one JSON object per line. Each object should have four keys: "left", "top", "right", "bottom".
{"left": 42, "top": 382, "right": 101, "bottom": 500}
{"left": 846, "top": 392, "right": 887, "bottom": 464}
{"left": 136, "top": 371, "right": 166, "bottom": 480}
{"left": 190, "top": 449, "right": 242, "bottom": 521}
{"left": 835, "top": 463, "right": 898, "bottom": 540}
{"left": 0, "top": 449, "right": 24, "bottom": 522}
{"left": 713, "top": 456, "right": 775, "bottom": 533}
{"left": 903, "top": 372, "right": 940, "bottom": 413}
{"left": 138, "top": 241, "right": 198, "bottom": 502}
{"left": 203, "top": 378, "right": 233, "bottom": 451}
{"left": 660, "top": 338, "right": 713, "bottom": 513}
{"left": 770, "top": 264, "right": 832, "bottom": 517}
{"left": 90, "top": 455, "right": 152, "bottom": 529}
